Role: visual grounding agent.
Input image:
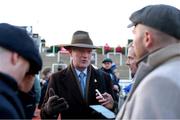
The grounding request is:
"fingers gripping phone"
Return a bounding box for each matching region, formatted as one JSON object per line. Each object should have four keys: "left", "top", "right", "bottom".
{"left": 95, "top": 89, "right": 105, "bottom": 100}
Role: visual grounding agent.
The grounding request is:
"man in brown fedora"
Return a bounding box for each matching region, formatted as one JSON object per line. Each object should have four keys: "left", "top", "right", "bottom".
{"left": 41, "top": 30, "right": 115, "bottom": 119}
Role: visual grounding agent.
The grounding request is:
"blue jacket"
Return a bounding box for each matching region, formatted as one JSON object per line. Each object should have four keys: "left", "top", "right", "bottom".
{"left": 123, "top": 83, "right": 132, "bottom": 94}
{"left": 0, "top": 73, "right": 25, "bottom": 119}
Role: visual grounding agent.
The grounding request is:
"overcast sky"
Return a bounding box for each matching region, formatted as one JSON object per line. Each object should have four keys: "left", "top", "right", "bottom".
{"left": 1, "top": 0, "right": 180, "bottom": 47}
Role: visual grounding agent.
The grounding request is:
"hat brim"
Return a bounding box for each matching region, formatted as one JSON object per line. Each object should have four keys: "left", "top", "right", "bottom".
{"left": 127, "top": 22, "right": 135, "bottom": 28}
{"left": 63, "top": 43, "right": 98, "bottom": 49}
{"left": 102, "top": 60, "right": 112, "bottom": 63}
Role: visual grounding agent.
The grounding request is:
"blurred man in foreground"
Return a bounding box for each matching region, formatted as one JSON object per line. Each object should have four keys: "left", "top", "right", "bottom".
{"left": 0, "top": 23, "right": 42, "bottom": 119}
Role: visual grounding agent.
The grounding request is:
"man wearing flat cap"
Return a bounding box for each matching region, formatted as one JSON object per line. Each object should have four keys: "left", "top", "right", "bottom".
{"left": 100, "top": 58, "right": 120, "bottom": 100}
{"left": 0, "top": 23, "right": 42, "bottom": 119}
{"left": 116, "top": 4, "right": 180, "bottom": 119}
{"left": 41, "top": 30, "right": 115, "bottom": 119}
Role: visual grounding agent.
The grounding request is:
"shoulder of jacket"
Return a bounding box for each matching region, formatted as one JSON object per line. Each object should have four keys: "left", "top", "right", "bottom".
{"left": 51, "top": 67, "right": 69, "bottom": 78}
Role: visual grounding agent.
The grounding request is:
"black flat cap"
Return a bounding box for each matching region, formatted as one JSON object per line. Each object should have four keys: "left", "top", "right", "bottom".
{"left": 128, "top": 4, "right": 180, "bottom": 39}
{"left": 0, "top": 23, "right": 42, "bottom": 74}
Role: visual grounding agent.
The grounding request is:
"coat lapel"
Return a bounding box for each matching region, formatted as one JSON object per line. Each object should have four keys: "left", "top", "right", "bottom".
{"left": 66, "top": 65, "right": 84, "bottom": 103}
{"left": 85, "top": 66, "right": 91, "bottom": 103}
{"left": 63, "top": 65, "right": 97, "bottom": 104}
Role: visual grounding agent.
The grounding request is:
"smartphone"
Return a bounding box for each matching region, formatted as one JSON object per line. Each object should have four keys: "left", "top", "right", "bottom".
{"left": 95, "top": 89, "right": 105, "bottom": 100}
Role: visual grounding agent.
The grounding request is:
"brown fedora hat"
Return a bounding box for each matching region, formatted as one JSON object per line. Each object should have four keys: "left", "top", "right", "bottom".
{"left": 63, "top": 30, "right": 97, "bottom": 49}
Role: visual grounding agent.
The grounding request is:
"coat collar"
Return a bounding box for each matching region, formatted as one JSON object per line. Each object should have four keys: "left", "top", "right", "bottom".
{"left": 69, "top": 64, "right": 93, "bottom": 103}
{"left": 0, "top": 72, "right": 18, "bottom": 91}
{"left": 132, "top": 43, "right": 180, "bottom": 98}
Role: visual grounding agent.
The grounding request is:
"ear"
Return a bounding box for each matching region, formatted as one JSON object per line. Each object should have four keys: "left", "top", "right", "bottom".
{"left": 11, "top": 52, "right": 19, "bottom": 65}
{"left": 143, "top": 31, "right": 153, "bottom": 48}
{"left": 68, "top": 49, "right": 73, "bottom": 57}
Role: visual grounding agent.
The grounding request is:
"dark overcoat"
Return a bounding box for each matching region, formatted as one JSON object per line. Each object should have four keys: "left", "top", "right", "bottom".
{"left": 41, "top": 64, "right": 114, "bottom": 119}
{"left": 0, "top": 73, "right": 25, "bottom": 119}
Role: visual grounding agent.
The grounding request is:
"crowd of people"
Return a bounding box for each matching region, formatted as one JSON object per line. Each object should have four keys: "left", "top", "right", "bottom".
{"left": 0, "top": 4, "right": 180, "bottom": 119}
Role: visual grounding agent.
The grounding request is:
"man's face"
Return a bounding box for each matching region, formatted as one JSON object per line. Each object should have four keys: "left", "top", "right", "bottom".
{"left": 19, "top": 74, "right": 35, "bottom": 93}
{"left": 17, "top": 56, "right": 31, "bottom": 82}
{"left": 18, "top": 57, "right": 35, "bottom": 93}
{"left": 132, "top": 24, "right": 148, "bottom": 60}
{"left": 102, "top": 62, "right": 112, "bottom": 70}
{"left": 126, "top": 47, "right": 137, "bottom": 76}
{"left": 70, "top": 47, "right": 92, "bottom": 71}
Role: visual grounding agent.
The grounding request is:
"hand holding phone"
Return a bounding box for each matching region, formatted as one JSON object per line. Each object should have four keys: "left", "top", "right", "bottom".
{"left": 95, "top": 89, "right": 105, "bottom": 100}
